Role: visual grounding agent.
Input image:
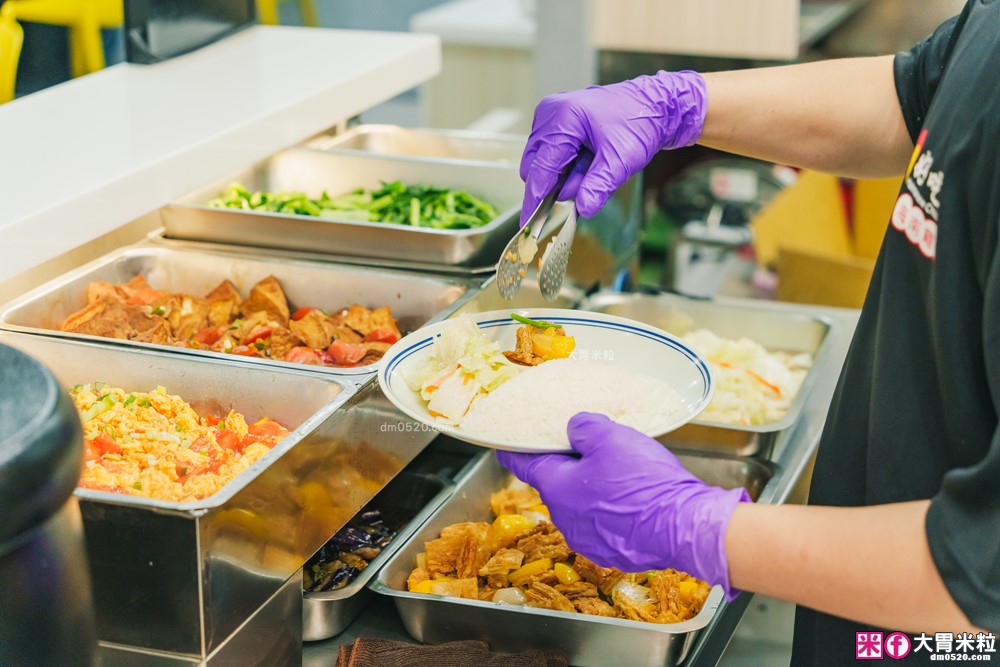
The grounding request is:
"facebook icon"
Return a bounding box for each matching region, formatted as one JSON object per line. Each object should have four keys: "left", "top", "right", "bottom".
{"left": 885, "top": 633, "right": 912, "bottom": 660}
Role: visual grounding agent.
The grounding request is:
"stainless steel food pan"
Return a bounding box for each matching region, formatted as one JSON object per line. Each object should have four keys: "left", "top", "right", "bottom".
{"left": 308, "top": 125, "right": 642, "bottom": 289}
{"left": 371, "top": 450, "right": 775, "bottom": 667}
{"left": 305, "top": 125, "right": 526, "bottom": 166}
{"left": 583, "top": 291, "right": 833, "bottom": 457}
{"left": 96, "top": 572, "right": 303, "bottom": 667}
{"left": 146, "top": 228, "right": 500, "bottom": 277}
{"left": 161, "top": 148, "right": 527, "bottom": 267}
{"left": 0, "top": 245, "right": 473, "bottom": 377}
{"left": 0, "top": 331, "right": 357, "bottom": 658}
{"left": 671, "top": 450, "right": 780, "bottom": 504}
{"left": 303, "top": 472, "right": 454, "bottom": 642}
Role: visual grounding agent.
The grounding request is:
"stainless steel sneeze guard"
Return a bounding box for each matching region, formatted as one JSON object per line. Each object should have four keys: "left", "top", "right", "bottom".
{"left": 161, "top": 148, "right": 525, "bottom": 267}
{"left": 583, "top": 290, "right": 834, "bottom": 457}
{"left": 0, "top": 332, "right": 439, "bottom": 660}
{"left": 370, "top": 452, "right": 777, "bottom": 667}
{"left": 0, "top": 245, "right": 474, "bottom": 377}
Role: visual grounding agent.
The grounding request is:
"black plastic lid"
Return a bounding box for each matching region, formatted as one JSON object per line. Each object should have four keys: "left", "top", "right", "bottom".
{"left": 0, "top": 345, "right": 82, "bottom": 548}
{"left": 124, "top": 0, "right": 255, "bottom": 64}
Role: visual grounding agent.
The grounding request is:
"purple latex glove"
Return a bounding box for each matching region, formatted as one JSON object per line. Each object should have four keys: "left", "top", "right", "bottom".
{"left": 496, "top": 412, "right": 749, "bottom": 600}
{"left": 520, "top": 71, "right": 708, "bottom": 226}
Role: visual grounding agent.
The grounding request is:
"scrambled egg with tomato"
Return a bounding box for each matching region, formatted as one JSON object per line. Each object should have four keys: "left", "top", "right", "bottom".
{"left": 71, "top": 383, "right": 289, "bottom": 503}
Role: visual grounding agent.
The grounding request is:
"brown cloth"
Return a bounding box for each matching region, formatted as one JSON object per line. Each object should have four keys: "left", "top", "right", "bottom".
{"left": 335, "top": 637, "right": 568, "bottom": 667}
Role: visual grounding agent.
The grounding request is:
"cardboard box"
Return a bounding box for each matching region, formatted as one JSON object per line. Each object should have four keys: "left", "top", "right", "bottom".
{"left": 852, "top": 176, "right": 903, "bottom": 259}
{"left": 752, "top": 171, "right": 901, "bottom": 308}
{"left": 776, "top": 246, "right": 875, "bottom": 309}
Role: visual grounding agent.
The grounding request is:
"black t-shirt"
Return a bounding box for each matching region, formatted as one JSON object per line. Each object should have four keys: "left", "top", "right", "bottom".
{"left": 791, "top": 1, "right": 1000, "bottom": 664}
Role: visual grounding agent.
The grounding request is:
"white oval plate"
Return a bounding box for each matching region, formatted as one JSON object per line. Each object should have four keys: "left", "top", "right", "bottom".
{"left": 377, "top": 309, "right": 715, "bottom": 453}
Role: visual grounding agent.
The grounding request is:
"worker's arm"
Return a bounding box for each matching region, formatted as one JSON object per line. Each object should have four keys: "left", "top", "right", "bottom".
{"left": 497, "top": 415, "right": 984, "bottom": 633}
{"left": 518, "top": 55, "right": 913, "bottom": 223}
{"left": 726, "top": 500, "right": 980, "bottom": 633}
{"left": 700, "top": 56, "right": 914, "bottom": 180}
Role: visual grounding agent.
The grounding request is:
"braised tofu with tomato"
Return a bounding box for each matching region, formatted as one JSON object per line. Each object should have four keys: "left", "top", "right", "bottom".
{"left": 60, "top": 274, "right": 404, "bottom": 368}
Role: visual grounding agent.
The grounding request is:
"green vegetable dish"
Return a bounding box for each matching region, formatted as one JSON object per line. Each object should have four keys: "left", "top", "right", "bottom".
{"left": 209, "top": 181, "right": 499, "bottom": 230}
{"left": 509, "top": 313, "right": 562, "bottom": 329}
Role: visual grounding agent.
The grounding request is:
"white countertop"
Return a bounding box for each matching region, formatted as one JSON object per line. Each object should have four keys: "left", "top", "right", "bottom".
{"left": 410, "top": 0, "right": 535, "bottom": 49}
{"left": 0, "top": 26, "right": 440, "bottom": 285}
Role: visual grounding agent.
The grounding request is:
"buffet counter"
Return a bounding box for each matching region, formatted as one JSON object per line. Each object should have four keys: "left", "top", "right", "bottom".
{"left": 0, "top": 23, "right": 859, "bottom": 667}
{"left": 301, "top": 298, "right": 860, "bottom": 667}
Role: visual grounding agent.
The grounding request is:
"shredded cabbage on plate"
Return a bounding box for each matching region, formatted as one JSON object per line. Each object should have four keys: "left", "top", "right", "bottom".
{"left": 405, "top": 317, "right": 521, "bottom": 423}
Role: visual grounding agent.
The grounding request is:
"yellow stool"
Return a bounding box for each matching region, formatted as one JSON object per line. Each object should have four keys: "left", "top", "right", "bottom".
{"left": 0, "top": 5, "right": 25, "bottom": 104}
{"left": 3, "top": 0, "right": 123, "bottom": 78}
{"left": 257, "top": 0, "right": 318, "bottom": 27}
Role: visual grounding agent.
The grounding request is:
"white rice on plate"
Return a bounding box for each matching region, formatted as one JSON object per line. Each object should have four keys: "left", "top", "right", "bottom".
{"left": 460, "top": 358, "right": 682, "bottom": 447}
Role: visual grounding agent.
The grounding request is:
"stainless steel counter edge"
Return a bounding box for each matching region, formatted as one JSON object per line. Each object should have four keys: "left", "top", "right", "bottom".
{"left": 146, "top": 229, "right": 502, "bottom": 276}
{"left": 0, "top": 239, "right": 485, "bottom": 380}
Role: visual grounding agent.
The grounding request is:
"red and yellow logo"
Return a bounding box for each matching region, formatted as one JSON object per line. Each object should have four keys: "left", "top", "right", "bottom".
{"left": 906, "top": 129, "right": 929, "bottom": 178}
{"left": 893, "top": 129, "right": 938, "bottom": 259}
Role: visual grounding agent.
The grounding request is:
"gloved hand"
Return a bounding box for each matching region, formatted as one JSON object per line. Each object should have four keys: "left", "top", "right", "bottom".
{"left": 519, "top": 71, "right": 708, "bottom": 226}
{"left": 496, "top": 412, "right": 749, "bottom": 600}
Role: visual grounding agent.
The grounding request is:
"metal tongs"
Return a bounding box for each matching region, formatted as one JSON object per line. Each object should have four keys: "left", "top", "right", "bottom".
{"left": 496, "top": 169, "right": 578, "bottom": 301}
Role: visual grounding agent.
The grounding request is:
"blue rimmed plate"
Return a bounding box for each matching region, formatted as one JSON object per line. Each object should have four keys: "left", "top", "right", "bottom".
{"left": 377, "top": 309, "right": 715, "bottom": 453}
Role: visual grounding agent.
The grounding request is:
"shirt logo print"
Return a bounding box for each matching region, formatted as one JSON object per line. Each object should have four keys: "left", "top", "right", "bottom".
{"left": 891, "top": 129, "right": 941, "bottom": 260}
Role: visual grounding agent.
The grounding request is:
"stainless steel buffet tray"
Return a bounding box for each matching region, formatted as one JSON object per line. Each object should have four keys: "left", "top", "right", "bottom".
{"left": 303, "top": 472, "right": 455, "bottom": 642}
{"left": 0, "top": 332, "right": 357, "bottom": 658}
{"left": 0, "top": 245, "right": 473, "bottom": 377}
{"left": 160, "top": 148, "right": 532, "bottom": 267}
{"left": 304, "top": 124, "right": 641, "bottom": 289}
{"left": 305, "top": 125, "right": 526, "bottom": 166}
{"left": 583, "top": 291, "right": 833, "bottom": 457}
{"left": 146, "top": 228, "right": 501, "bottom": 277}
{"left": 146, "top": 234, "right": 590, "bottom": 308}
{"left": 371, "top": 451, "right": 777, "bottom": 667}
